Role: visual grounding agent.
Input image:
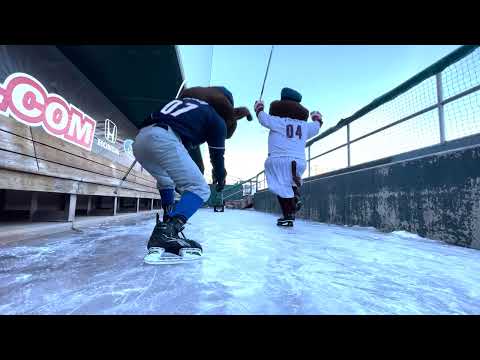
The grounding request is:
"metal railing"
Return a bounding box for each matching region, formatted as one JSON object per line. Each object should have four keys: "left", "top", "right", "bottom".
{"left": 243, "top": 45, "right": 480, "bottom": 190}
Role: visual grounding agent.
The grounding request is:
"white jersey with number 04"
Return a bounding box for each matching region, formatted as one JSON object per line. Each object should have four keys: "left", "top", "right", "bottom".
{"left": 258, "top": 111, "right": 321, "bottom": 160}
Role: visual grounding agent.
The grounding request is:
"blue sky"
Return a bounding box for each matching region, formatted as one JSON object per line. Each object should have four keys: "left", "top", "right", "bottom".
{"left": 178, "top": 45, "right": 461, "bottom": 183}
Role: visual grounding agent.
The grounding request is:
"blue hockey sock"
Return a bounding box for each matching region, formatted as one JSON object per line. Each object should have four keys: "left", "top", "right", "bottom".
{"left": 160, "top": 189, "right": 175, "bottom": 207}
{"left": 170, "top": 191, "right": 204, "bottom": 221}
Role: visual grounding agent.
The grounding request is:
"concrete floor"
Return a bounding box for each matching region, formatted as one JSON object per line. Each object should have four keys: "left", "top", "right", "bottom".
{"left": 0, "top": 211, "right": 158, "bottom": 246}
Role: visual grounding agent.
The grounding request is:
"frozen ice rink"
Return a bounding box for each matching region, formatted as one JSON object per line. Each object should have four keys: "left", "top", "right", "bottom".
{"left": 1, "top": 208, "right": 480, "bottom": 315}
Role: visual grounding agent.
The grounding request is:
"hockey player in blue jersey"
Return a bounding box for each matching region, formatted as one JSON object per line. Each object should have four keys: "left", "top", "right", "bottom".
{"left": 133, "top": 86, "right": 251, "bottom": 263}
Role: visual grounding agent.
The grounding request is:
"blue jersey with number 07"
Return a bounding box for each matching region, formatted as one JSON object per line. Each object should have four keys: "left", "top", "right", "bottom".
{"left": 149, "top": 97, "right": 227, "bottom": 179}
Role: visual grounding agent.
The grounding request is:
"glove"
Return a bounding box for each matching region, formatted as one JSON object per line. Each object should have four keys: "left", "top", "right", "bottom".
{"left": 311, "top": 111, "right": 323, "bottom": 126}
{"left": 254, "top": 100, "right": 264, "bottom": 115}
{"left": 212, "top": 168, "right": 227, "bottom": 192}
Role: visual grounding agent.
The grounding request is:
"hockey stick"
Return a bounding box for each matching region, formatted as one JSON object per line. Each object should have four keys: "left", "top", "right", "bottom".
{"left": 29, "top": 127, "right": 40, "bottom": 172}
{"left": 113, "top": 79, "right": 187, "bottom": 195}
{"left": 259, "top": 45, "right": 275, "bottom": 101}
{"left": 113, "top": 160, "right": 137, "bottom": 195}
{"left": 291, "top": 160, "right": 301, "bottom": 187}
{"left": 291, "top": 160, "right": 302, "bottom": 213}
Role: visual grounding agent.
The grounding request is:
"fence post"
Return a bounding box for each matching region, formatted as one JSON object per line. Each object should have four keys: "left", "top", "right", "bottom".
{"left": 436, "top": 72, "right": 446, "bottom": 144}
{"left": 347, "top": 124, "right": 351, "bottom": 167}
{"left": 308, "top": 146, "right": 311, "bottom": 177}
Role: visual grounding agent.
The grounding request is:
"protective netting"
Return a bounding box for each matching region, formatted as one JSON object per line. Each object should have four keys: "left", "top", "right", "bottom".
{"left": 444, "top": 91, "right": 480, "bottom": 141}
{"left": 308, "top": 128, "right": 348, "bottom": 176}
{"left": 442, "top": 48, "right": 480, "bottom": 141}
{"left": 305, "top": 46, "right": 480, "bottom": 177}
{"left": 350, "top": 109, "right": 439, "bottom": 166}
{"left": 349, "top": 76, "right": 437, "bottom": 141}
{"left": 442, "top": 48, "right": 480, "bottom": 99}
{"left": 309, "top": 147, "right": 348, "bottom": 177}
{"left": 242, "top": 181, "right": 257, "bottom": 196}
{"left": 309, "top": 127, "right": 347, "bottom": 159}
{"left": 256, "top": 171, "right": 267, "bottom": 191}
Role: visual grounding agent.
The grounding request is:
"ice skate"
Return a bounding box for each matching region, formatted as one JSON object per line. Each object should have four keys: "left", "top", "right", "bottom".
{"left": 276, "top": 196, "right": 296, "bottom": 227}
{"left": 277, "top": 216, "right": 294, "bottom": 227}
{"left": 144, "top": 215, "right": 203, "bottom": 265}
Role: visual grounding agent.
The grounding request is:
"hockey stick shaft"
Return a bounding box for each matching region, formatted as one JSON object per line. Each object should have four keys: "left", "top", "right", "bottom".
{"left": 259, "top": 45, "right": 274, "bottom": 101}
{"left": 113, "top": 159, "right": 137, "bottom": 194}
{"left": 291, "top": 160, "right": 301, "bottom": 187}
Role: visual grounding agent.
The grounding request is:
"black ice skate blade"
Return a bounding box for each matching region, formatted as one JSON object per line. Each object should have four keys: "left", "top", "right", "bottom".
{"left": 277, "top": 221, "right": 294, "bottom": 227}
{"left": 144, "top": 249, "right": 203, "bottom": 265}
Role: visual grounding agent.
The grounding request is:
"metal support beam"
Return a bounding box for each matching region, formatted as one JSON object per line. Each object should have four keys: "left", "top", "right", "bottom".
{"left": 308, "top": 146, "right": 311, "bottom": 177}
{"left": 436, "top": 72, "right": 446, "bottom": 144}
{"left": 347, "top": 124, "right": 351, "bottom": 167}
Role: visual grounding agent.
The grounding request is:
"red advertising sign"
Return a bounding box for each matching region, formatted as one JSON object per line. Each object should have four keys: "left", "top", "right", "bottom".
{"left": 0, "top": 73, "right": 97, "bottom": 151}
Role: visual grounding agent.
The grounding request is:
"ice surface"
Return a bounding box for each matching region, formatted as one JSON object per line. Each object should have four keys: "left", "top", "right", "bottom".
{"left": 1, "top": 209, "right": 480, "bottom": 315}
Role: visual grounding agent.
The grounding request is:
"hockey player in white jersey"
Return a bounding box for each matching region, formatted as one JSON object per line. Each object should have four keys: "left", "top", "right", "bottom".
{"left": 254, "top": 88, "right": 323, "bottom": 226}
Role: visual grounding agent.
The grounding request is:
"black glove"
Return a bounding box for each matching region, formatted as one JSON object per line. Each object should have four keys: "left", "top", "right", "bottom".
{"left": 212, "top": 168, "right": 227, "bottom": 192}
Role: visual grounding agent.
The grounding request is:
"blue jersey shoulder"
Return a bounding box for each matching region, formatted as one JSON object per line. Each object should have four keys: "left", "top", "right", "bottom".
{"left": 150, "top": 98, "right": 226, "bottom": 147}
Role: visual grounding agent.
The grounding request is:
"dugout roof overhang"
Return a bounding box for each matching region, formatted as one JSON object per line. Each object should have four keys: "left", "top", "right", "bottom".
{"left": 57, "top": 45, "right": 184, "bottom": 129}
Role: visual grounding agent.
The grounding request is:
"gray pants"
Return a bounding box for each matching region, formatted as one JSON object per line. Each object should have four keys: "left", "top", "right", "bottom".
{"left": 133, "top": 125, "right": 211, "bottom": 202}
